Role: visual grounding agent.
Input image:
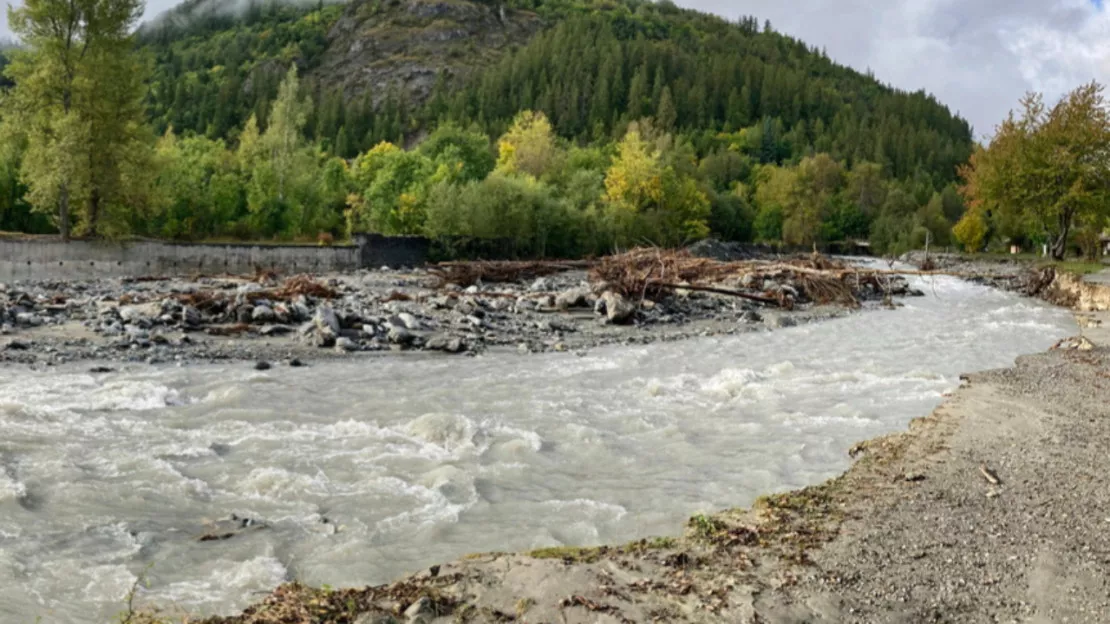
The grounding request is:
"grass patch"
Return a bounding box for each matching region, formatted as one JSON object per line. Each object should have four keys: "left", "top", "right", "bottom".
{"left": 686, "top": 513, "right": 726, "bottom": 541}
{"left": 1048, "top": 260, "right": 1105, "bottom": 276}
{"left": 527, "top": 545, "right": 606, "bottom": 563}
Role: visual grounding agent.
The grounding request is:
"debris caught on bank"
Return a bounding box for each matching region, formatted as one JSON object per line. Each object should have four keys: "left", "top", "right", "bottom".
{"left": 589, "top": 248, "right": 918, "bottom": 309}
{"left": 429, "top": 260, "right": 590, "bottom": 288}
{"left": 979, "top": 464, "right": 1002, "bottom": 486}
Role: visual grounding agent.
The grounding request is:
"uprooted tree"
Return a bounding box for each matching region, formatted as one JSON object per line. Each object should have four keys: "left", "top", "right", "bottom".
{"left": 958, "top": 82, "right": 1110, "bottom": 260}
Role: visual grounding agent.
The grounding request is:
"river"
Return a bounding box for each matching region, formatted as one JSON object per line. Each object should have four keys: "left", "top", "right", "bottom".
{"left": 0, "top": 273, "right": 1077, "bottom": 622}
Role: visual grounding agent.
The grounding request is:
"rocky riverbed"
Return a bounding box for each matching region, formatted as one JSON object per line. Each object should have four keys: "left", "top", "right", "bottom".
{"left": 0, "top": 253, "right": 920, "bottom": 368}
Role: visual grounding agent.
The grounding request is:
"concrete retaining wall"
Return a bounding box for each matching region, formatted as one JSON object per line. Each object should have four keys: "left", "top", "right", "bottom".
{"left": 353, "top": 233, "right": 430, "bottom": 269}
{"left": 0, "top": 239, "right": 361, "bottom": 282}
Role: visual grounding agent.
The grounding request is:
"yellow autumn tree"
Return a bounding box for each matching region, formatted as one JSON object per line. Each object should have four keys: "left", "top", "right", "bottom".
{"left": 603, "top": 125, "right": 709, "bottom": 247}
{"left": 495, "top": 110, "right": 561, "bottom": 179}
{"left": 952, "top": 207, "right": 988, "bottom": 253}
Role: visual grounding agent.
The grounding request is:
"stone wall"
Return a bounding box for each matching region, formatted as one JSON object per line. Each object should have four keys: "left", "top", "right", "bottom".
{"left": 0, "top": 238, "right": 361, "bottom": 282}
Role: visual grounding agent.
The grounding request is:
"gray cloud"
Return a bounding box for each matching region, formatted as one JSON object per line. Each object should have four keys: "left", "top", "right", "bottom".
{"left": 678, "top": 0, "right": 1110, "bottom": 138}
{"left": 2, "top": 0, "right": 1106, "bottom": 137}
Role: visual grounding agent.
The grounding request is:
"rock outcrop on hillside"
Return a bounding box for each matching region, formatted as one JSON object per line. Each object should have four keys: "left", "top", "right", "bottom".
{"left": 314, "top": 0, "right": 542, "bottom": 105}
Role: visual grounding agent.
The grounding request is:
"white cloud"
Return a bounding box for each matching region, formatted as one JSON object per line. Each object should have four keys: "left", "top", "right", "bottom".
{"left": 678, "top": 0, "right": 1110, "bottom": 139}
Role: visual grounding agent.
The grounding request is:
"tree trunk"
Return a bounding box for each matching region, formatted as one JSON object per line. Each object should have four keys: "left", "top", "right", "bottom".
{"left": 1051, "top": 208, "right": 1073, "bottom": 261}
{"left": 59, "top": 184, "right": 70, "bottom": 241}
{"left": 87, "top": 186, "right": 100, "bottom": 237}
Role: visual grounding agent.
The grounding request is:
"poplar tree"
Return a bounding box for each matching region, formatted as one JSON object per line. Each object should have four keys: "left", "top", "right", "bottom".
{"left": 3, "top": 0, "right": 149, "bottom": 239}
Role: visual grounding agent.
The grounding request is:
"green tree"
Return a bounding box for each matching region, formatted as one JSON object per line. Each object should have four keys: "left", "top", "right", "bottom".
{"left": 3, "top": 0, "right": 148, "bottom": 238}
{"left": 960, "top": 83, "right": 1110, "bottom": 259}
{"left": 419, "top": 122, "right": 495, "bottom": 182}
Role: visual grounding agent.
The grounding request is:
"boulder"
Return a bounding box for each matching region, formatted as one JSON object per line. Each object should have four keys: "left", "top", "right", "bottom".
{"left": 314, "top": 306, "right": 341, "bottom": 335}
{"left": 555, "top": 287, "right": 591, "bottom": 310}
{"left": 235, "top": 305, "right": 254, "bottom": 324}
{"left": 600, "top": 291, "right": 635, "bottom": 324}
{"left": 425, "top": 334, "right": 466, "bottom": 353}
{"left": 14, "top": 312, "right": 42, "bottom": 327}
{"left": 388, "top": 325, "right": 416, "bottom": 346}
{"left": 396, "top": 312, "right": 422, "bottom": 330}
{"left": 335, "top": 337, "right": 359, "bottom": 352}
{"left": 251, "top": 305, "right": 276, "bottom": 323}
{"left": 182, "top": 305, "right": 202, "bottom": 327}
{"left": 119, "top": 302, "right": 161, "bottom": 324}
{"left": 529, "top": 277, "right": 551, "bottom": 292}
{"left": 289, "top": 302, "right": 311, "bottom": 323}
{"left": 404, "top": 597, "right": 434, "bottom": 623}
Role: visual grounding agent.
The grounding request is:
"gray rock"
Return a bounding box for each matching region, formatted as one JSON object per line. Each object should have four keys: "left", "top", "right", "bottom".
{"left": 765, "top": 314, "right": 797, "bottom": 329}
{"left": 741, "top": 310, "right": 763, "bottom": 323}
{"left": 404, "top": 596, "right": 433, "bottom": 621}
{"left": 0, "top": 323, "right": 10, "bottom": 335}
{"left": 335, "top": 337, "right": 358, "bottom": 352}
{"left": 600, "top": 291, "right": 635, "bottom": 324}
{"left": 236, "top": 305, "right": 254, "bottom": 324}
{"left": 388, "top": 325, "right": 416, "bottom": 346}
{"left": 530, "top": 277, "right": 551, "bottom": 292}
{"left": 425, "top": 334, "right": 466, "bottom": 353}
{"left": 182, "top": 305, "right": 201, "bottom": 327}
{"left": 15, "top": 312, "right": 41, "bottom": 327}
{"left": 259, "top": 324, "right": 293, "bottom": 336}
{"left": 119, "top": 303, "right": 159, "bottom": 324}
{"left": 314, "top": 306, "right": 341, "bottom": 335}
{"left": 313, "top": 329, "right": 337, "bottom": 348}
{"left": 397, "top": 312, "right": 422, "bottom": 330}
{"left": 555, "top": 287, "right": 591, "bottom": 310}
{"left": 251, "top": 305, "right": 276, "bottom": 323}
{"left": 289, "top": 302, "right": 311, "bottom": 323}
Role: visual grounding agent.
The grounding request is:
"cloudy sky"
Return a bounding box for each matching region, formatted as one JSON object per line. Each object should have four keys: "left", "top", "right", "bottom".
{"left": 677, "top": 0, "right": 1110, "bottom": 137}
{"left": 3, "top": 0, "right": 1108, "bottom": 137}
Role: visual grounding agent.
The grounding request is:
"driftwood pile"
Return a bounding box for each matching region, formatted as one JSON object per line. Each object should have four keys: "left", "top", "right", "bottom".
{"left": 429, "top": 260, "right": 590, "bottom": 288}
{"left": 591, "top": 248, "right": 902, "bottom": 309}
{"left": 428, "top": 248, "right": 960, "bottom": 310}
{"left": 176, "top": 275, "right": 338, "bottom": 313}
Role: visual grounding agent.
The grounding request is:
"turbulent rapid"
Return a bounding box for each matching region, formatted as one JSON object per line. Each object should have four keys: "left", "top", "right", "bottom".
{"left": 0, "top": 273, "right": 1077, "bottom": 623}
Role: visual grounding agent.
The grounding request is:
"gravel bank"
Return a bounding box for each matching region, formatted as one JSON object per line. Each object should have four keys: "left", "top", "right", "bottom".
{"left": 0, "top": 256, "right": 914, "bottom": 369}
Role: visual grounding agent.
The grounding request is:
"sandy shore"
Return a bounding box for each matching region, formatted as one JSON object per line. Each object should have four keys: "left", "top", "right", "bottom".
{"left": 121, "top": 266, "right": 1110, "bottom": 623}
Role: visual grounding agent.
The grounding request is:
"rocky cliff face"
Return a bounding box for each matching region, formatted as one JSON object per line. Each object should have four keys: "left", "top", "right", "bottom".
{"left": 312, "top": 0, "right": 542, "bottom": 104}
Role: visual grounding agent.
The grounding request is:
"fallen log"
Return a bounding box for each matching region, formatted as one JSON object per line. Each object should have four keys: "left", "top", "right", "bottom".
{"left": 649, "top": 282, "right": 781, "bottom": 307}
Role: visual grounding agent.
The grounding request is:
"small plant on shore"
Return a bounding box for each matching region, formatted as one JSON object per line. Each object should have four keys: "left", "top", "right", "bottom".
{"left": 687, "top": 513, "right": 726, "bottom": 540}
{"left": 515, "top": 597, "right": 535, "bottom": 618}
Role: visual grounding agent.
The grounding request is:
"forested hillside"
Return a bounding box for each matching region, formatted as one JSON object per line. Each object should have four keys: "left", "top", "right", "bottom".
{"left": 0, "top": 0, "right": 975, "bottom": 258}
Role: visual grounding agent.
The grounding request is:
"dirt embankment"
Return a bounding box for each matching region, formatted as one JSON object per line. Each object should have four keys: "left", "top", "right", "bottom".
{"left": 127, "top": 266, "right": 1110, "bottom": 623}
